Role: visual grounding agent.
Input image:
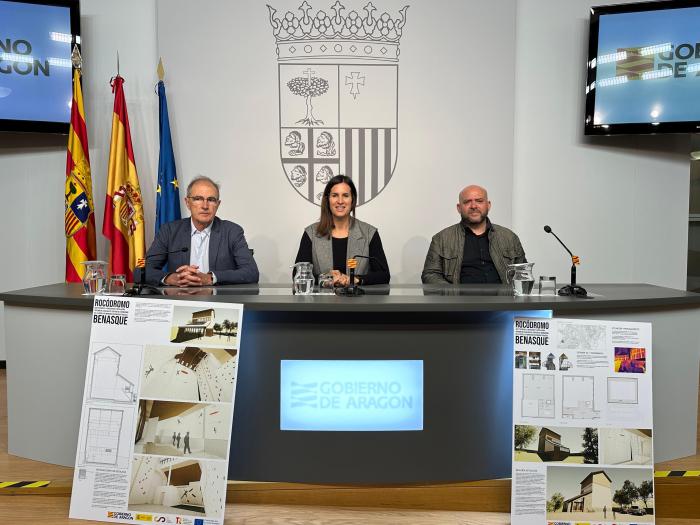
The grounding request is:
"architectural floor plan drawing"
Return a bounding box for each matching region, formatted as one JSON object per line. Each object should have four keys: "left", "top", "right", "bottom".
{"left": 88, "top": 345, "right": 138, "bottom": 403}
{"left": 84, "top": 408, "right": 123, "bottom": 465}
{"left": 522, "top": 374, "right": 555, "bottom": 418}
{"left": 557, "top": 322, "right": 606, "bottom": 350}
{"left": 562, "top": 375, "right": 600, "bottom": 419}
{"left": 607, "top": 376, "right": 639, "bottom": 404}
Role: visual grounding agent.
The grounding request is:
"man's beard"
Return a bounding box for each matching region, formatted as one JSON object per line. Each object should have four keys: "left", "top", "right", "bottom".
{"left": 462, "top": 211, "right": 488, "bottom": 225}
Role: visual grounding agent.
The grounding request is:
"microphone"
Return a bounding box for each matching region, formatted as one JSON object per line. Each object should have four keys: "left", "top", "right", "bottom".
{"left": 336, "top": 257, "right": 364, "bottom": 296}
{"left": 543, "top": 225, "right": 587, "bottom": 297}
{"left": 334, "top": 254, "right": 388, "bottom": 296}
{"left": 126, "top": 247, "right": 189, "bottom": 295}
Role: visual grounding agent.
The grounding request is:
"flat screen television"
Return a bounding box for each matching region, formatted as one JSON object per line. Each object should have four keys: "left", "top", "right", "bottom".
{"left": 0, "top": 0, "right": 80, "bottom": 134}
{"left": 585, "top": 0, "right": 700, "bottom": 135}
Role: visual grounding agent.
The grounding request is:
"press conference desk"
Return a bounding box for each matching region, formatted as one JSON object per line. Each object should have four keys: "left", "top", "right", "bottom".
{"left": 2, "top": 283, "right": 699, "bottom": 483}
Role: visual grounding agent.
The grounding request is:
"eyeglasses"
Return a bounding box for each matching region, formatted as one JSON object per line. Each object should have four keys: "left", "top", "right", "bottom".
{"left": 188, "top": 196, "right": 219, "bottom": 204}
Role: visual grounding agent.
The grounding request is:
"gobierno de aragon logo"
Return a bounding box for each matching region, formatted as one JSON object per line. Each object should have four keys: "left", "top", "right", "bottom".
{"left": 106, "top": 511, "right": 134, "bottom": 520}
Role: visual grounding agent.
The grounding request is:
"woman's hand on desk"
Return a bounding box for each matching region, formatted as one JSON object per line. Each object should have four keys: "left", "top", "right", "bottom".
{"left": 330, "top": 270, "right": 360, "bottom": 287}
{"left": 331, "top": 270, "right": 349, "bottom": 287}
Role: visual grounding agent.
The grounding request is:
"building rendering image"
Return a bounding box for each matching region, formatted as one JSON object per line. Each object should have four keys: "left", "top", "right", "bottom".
{"left": 170, "top": 307, "right": 239, "bottom": 345}
{"left": 547, "top": 466, "right": 654, "bottom": 522}
{"left": 562, "top": 470, "right": 613, "bottom": 513}
{"left": 514, "top": 425, "right": 597, "bottom": 463}
{"left": 601, "top": 428, "right": 653, "bottom": 465}
{"left": 559, "top": 353, "right": 572, "bottom": 371}
{"left": 134, "top": 400, "right": 231, "bottom": 460}
{"left": 129, "top": 456, "right": 226, "bottom": 517}
{"left": 538, "top": 427, "right": 570, "bottom": 461}
{"left": 141, "top": 346, "right": 237, "bottom": 402}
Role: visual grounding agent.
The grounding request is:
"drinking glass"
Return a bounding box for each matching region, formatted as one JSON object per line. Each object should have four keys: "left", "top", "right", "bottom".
{"left": 507, "top": 262, "right": 535, "bottom": 296}
{"left": 318, "top": 273, "right": 334, "bottom": 294}
{"left": 108, "top": 274, "right": 127, "bottom": 295}
{"left": 538, "top": 276, "right": 557, "bottom": 296}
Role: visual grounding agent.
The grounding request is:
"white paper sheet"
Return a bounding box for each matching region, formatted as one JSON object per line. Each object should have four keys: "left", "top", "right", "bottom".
{"left": 70, "top": 296, "right": 244, "bottom": 525}
{"left": 511, "top": 317, "right": 655, "bottom": 525}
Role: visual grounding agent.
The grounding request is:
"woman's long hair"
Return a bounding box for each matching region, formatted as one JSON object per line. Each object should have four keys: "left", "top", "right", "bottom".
{"left": 316, "top": 175, "right": 357, "bottom": 238}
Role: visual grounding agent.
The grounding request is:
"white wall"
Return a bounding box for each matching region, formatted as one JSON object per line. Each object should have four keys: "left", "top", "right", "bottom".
{"left": 155, "top": 0, "right": 518, "bottom": 283}
{"left": 512, "top": 0, "right": 690, "bottom": 289}
{"left": 0, "top": 0, "right": 159, "bottom": 360}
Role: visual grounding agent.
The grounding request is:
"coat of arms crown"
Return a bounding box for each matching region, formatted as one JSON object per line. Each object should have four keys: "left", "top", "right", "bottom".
{"left": 267, "top": 2, "right": 408, "bottom": 62}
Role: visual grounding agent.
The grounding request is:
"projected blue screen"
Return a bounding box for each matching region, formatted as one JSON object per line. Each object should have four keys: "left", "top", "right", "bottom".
{"left": 0, "top": 1, "right": 73, "bottom": 123}
{"left": 594, "top": 6, "right": 700, "bottom": 125}
{"left": 280, "top": 360, "right": 424, "bottom": 431}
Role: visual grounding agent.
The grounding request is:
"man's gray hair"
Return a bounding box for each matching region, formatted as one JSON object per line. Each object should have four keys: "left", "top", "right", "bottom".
{"left": 187, "top": 175, "right": 221, "bottom": 198}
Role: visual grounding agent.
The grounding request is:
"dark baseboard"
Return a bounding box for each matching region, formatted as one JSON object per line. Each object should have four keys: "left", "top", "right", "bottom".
{"left": 0, "top": 361, "right": 5, "bottom": 369}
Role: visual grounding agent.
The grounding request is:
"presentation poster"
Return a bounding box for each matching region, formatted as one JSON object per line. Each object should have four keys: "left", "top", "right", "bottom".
{"left": 511, "top": 317, "right": 654, "bottom": 525}
{"left": 69, "top": 297, "right": 243, "bottom": 525}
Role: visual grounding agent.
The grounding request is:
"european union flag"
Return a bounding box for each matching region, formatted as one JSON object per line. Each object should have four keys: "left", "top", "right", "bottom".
{"left": 155, "top": 80, "right": 181, "bottom": 234}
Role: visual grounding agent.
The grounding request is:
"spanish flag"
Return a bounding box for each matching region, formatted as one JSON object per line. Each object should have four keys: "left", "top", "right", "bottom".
{"left": 102, "top": 75, "right": 145, "bottom": 282}
{"left": 65, "top": 69, "right": 96, "bottom": 282}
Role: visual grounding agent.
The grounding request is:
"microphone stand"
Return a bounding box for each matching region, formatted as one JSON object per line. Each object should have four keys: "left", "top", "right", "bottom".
{"left": 335, "top": 254, "right": 390, "bottom": 296}
{"left": 335, "top": 258, "right": 365, "bottom": 296}
{"left": 543, "top": 226, "right": 587, "bottom": 297}
{"left": 132, "top": 261, "right": 161, "bottom": 296}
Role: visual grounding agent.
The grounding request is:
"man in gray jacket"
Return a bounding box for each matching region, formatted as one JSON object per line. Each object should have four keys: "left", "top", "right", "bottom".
{"left": 421, "top": 185, "right": 526, "bottom": 284}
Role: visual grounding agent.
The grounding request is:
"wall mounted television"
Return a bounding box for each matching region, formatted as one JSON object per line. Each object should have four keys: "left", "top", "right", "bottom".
{"left": 0, "top": 0, "right": 80, "bottom": 134}
{"left": 585, "top": 0, "right": 700, "bottom": 135}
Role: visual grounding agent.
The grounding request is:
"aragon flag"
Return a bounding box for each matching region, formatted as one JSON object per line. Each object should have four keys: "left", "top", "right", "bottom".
{"left": 65, "top": 68, "right": 96, "bottom": 282}
{"left": 102, "top": 75, "right": 145, "bottom": 282}
{"left": 155, "top": 79, "right": 181, "bottom": 233}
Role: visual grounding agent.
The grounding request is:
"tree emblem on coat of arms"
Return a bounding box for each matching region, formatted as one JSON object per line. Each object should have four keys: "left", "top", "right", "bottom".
{"left": 267, "top": 1, "right": 408, "bottom": 206}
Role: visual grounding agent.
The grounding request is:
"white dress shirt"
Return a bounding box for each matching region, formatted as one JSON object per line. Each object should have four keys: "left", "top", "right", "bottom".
{"left": 190, "top": 220, "right": 217, "bottom": 283}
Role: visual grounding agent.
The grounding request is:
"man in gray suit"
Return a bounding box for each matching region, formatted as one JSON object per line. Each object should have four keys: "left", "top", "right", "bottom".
{"left": 422, "top": 185, "right": 525, "bottom": 284}
{"left": 138, "top": 175, "right": 259, "bottom": 286}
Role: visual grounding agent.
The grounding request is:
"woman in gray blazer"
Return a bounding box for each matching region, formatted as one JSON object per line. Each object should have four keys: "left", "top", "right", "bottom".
{"left": 295, "top": 175, "right": 390, "bottom": 286}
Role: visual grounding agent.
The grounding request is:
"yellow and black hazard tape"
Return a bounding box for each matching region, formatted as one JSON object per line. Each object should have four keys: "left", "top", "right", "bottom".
{"left": 655, "top": 470, "right": 700, "bottom": 478}
{"left": 0, "top": 481, "right": 51, "bottom": 488}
